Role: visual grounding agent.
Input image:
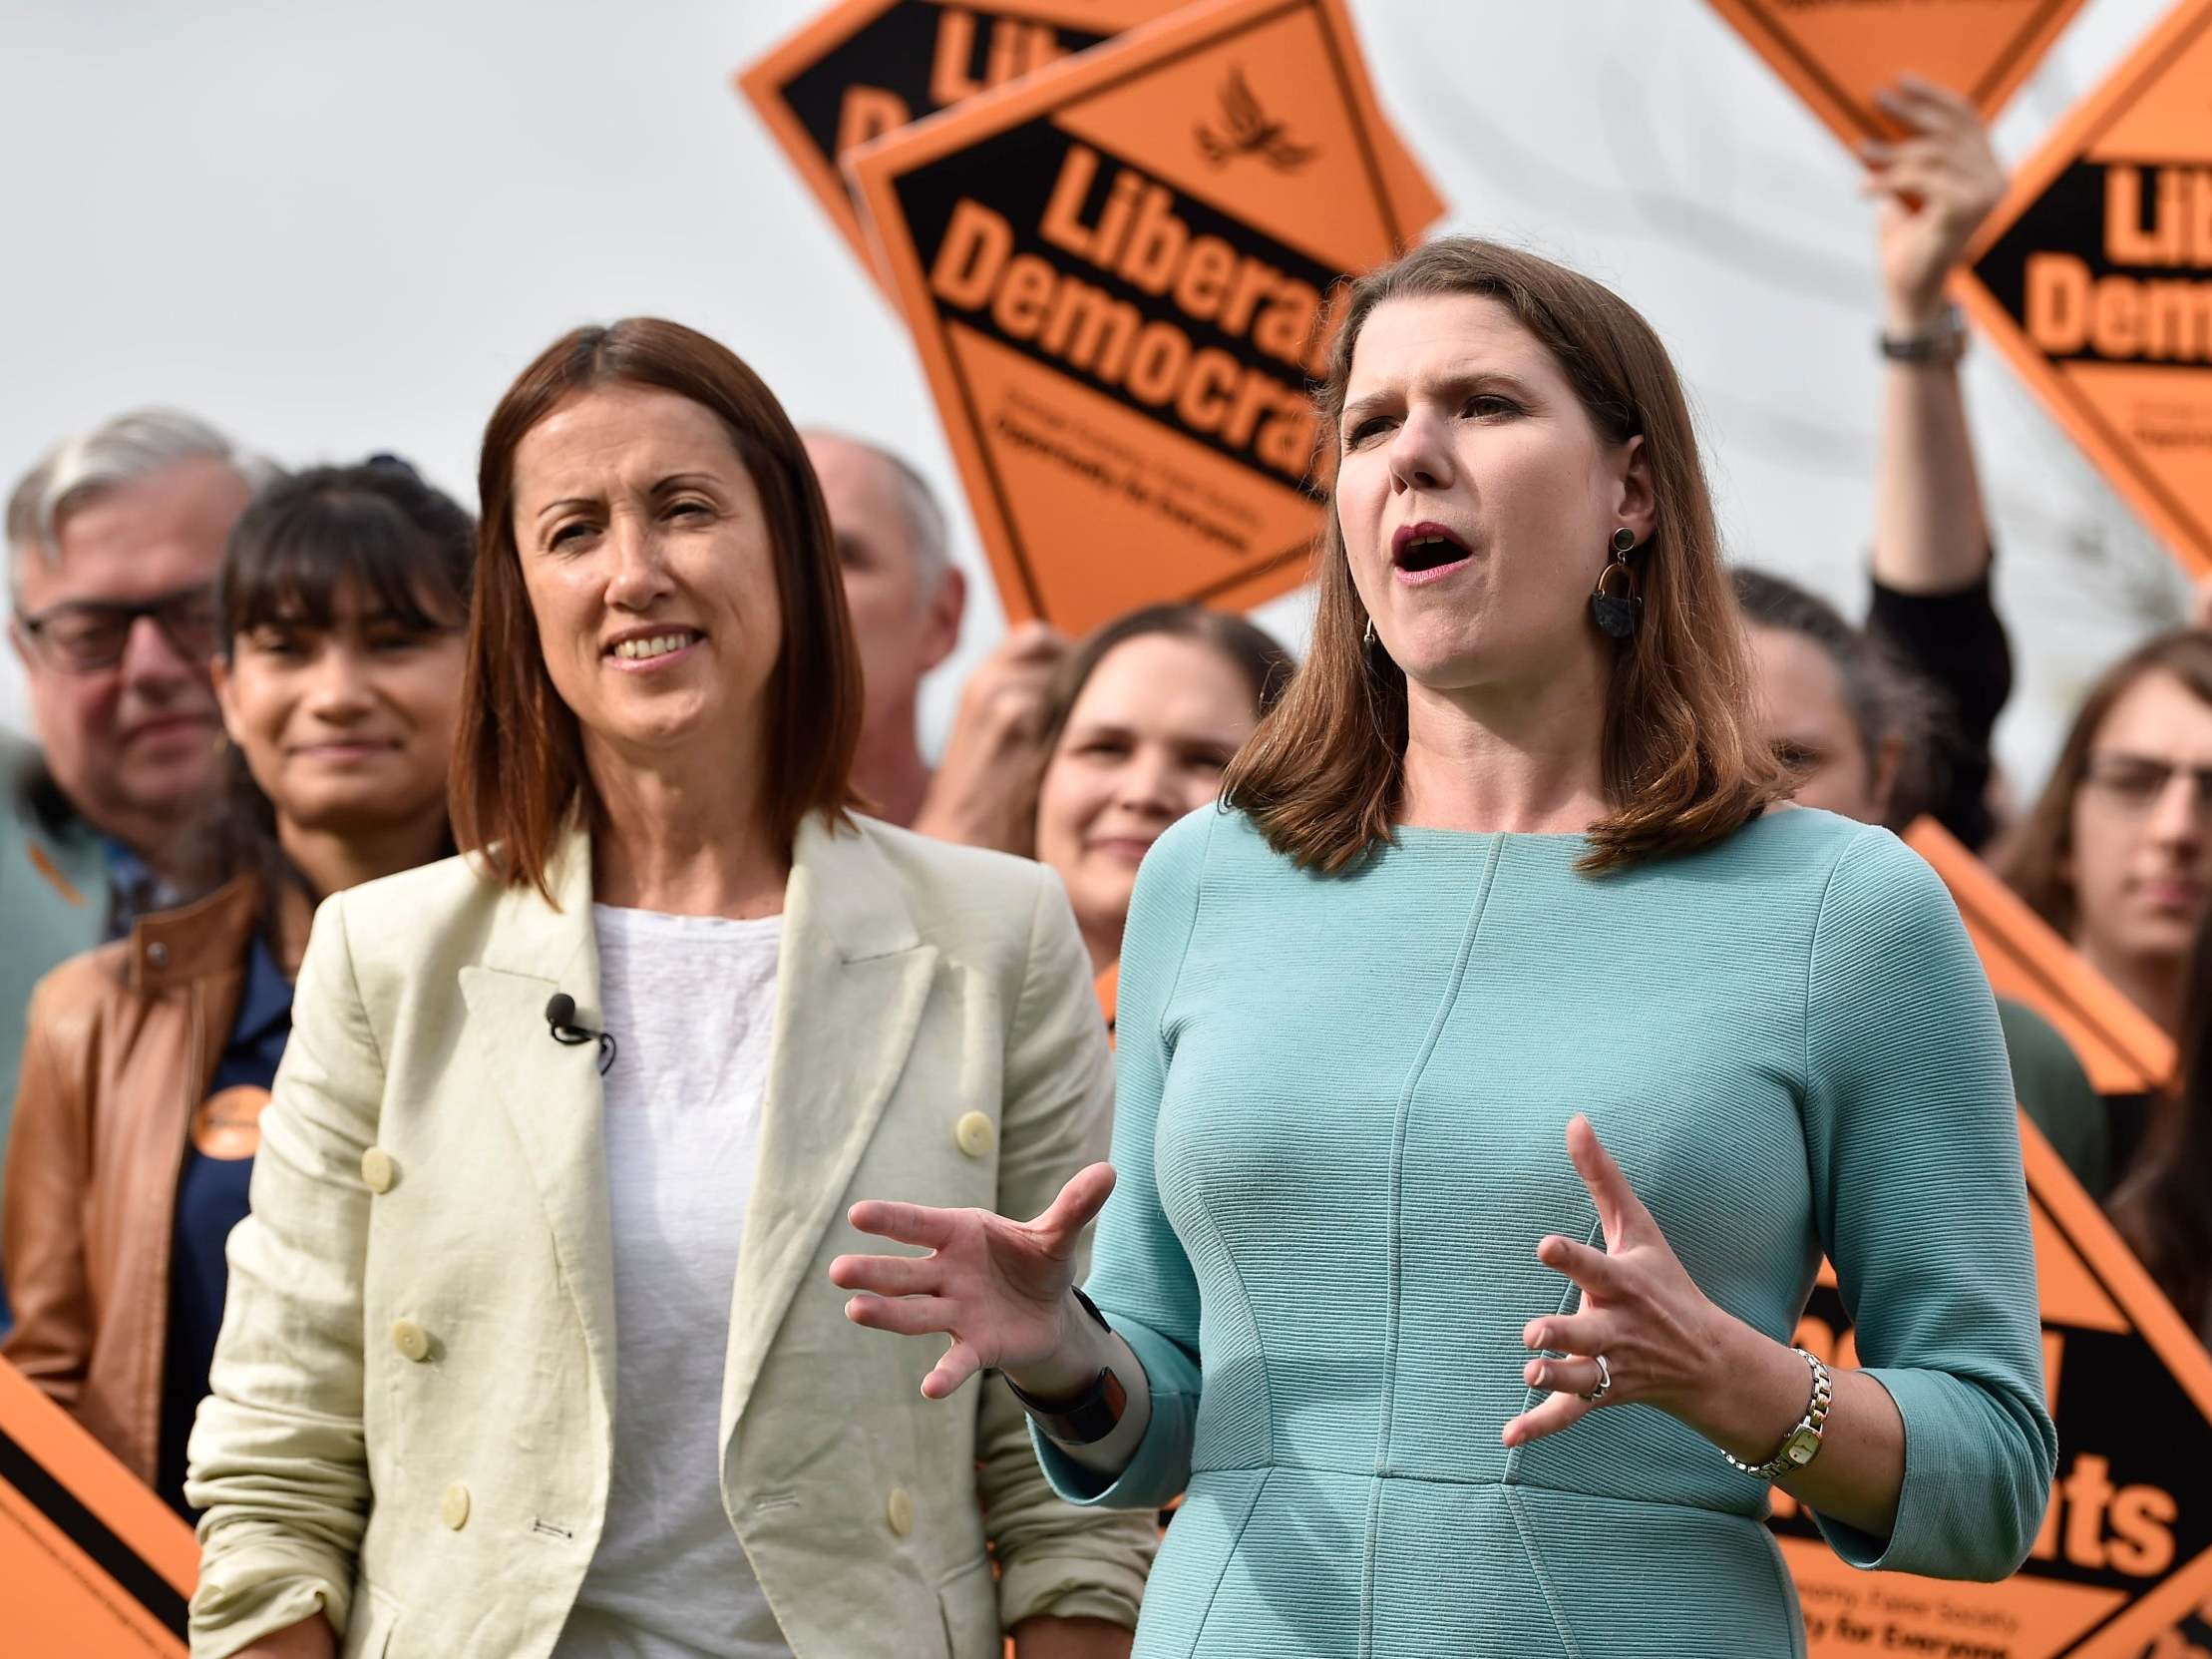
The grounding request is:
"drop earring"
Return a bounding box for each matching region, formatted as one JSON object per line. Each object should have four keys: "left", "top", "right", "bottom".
{"left": 1590, "top": 527, "right": 1642, "bottom": 640}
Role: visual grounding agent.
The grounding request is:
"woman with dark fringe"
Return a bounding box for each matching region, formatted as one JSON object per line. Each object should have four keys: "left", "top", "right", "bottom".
{"left": 3, "top": 458, "right": 471, "bottom": 1517}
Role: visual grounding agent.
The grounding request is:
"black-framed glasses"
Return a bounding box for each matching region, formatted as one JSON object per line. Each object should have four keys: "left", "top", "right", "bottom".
{"left": 2082, "top": 753, "right": 2212, "bottom": 817}
{"left": 16, "top": 584, "right": 221, "bottom": 672}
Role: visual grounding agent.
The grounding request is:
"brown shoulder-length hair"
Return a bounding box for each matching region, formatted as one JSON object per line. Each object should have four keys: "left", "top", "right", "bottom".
{"left": 2109, "top": 902, "right": 2212, "bottom": 1335}
{"left": 1222, "top": 238, "right": 1784, "bottom": 874}
{"left": 1997, "top": 628, "right": 2212, "bottom": 937}
{"left": 451, "top": 318, "right": 863, "bottom": 901}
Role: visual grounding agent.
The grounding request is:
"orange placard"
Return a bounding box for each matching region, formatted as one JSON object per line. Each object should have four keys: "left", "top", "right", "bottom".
{"left": 1908, "top": 817, "right": 2176, "bottom": 1095}
{"left": 1765, "top": 820, "right": 2203, "bottom": 1656}
{"left": 1705, "top": 0, "right": 2091, "bottom": 150}
{"left": 1957, "top": 0, "right": 2212, "bottom": 582}
{"left": 736, "top": 0, "right": 1441, "bottom": 285}
{"left": 1775, "top": 1119, "right": 2212, "bottom": 1657}
{"left": 845, "top": 0, "right": 1420, "bottom": 630}
{"left": 0, "top": 1356, "right": 194, "bottom": 1656}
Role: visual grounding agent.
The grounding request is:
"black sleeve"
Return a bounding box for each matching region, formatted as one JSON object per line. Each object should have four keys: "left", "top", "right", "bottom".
{"left": 1867, "top": 556, "right": 2014, "bottom": 853}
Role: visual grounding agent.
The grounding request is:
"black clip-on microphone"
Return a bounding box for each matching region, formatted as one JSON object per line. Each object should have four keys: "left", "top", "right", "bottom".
{"left": 545, "top": 993, "right": 618, "bottom": 1076}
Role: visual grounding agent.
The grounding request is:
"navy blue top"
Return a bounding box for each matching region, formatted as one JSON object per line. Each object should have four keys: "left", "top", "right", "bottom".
{"left": 158, "top": 934, "right": 291, "bottom": 1517}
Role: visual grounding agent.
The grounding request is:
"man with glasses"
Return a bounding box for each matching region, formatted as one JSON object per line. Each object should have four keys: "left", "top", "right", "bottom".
{"left": 2, "top": 410, "right": 268, "bottom": 1327}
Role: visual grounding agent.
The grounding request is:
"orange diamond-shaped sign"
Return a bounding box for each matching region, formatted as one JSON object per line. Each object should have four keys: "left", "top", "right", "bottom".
{"left": 1958, "top": 0, "right": 2212, "bottom": 581}
{"left": 845, "top": 0, "right": 1429, "bottom": 629}
{"left": 0, "top": 1357, "right": 194, "bottom": 1655}
{"left": 1766, "top": 820, "right": 2207, "bottom": 1655}
{"left": 1774, "top": 1123, "right": 2212, "bottom": 1656}
{"left": 1706, "top": 0, "right": 2092, "bottom": 151}
{"left": 737, "top": 0, "right": 1439, "bottom": 288}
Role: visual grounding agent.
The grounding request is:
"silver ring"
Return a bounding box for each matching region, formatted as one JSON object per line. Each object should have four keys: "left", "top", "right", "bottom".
{"left": 1578, "top": 1354, "right": 1613, "bottom": 1404}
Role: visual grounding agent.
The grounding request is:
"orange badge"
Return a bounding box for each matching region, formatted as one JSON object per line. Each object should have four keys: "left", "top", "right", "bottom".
{"left": 845, "top": 0, "right": 1431, "bottom": 631}
{"left": 190, "top": 1084, "right": 272, "bottom": 1161}
{"left": 0, "top": 1359, "right": 193, "bottom": 1655}
{"left": 1767, "top": 819, "right": 2207, "bottom": 1656}
{"left": 737, "top": 0, "right": 1439, "bottom": 287}
{"left": 1705, "top": 0, "right": 2091, "bottom": 150}
{"left": 1956, "top": 0, "right": 2212, "bottom": 581}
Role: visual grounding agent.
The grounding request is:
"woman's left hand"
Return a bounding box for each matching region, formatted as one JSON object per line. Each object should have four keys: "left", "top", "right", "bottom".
{"left": 1502, "top": 1114, "right": 1729, "bottom": 1449}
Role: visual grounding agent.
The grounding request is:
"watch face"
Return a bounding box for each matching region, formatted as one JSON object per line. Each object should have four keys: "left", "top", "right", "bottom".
{"left": 1784, "top": 1429, "right": 1820, "bottom": 1466}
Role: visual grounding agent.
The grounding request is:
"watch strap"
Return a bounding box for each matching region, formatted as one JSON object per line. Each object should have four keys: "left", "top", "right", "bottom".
{"left": 1006, "top": 1366, "right": 1129, "bottom": 1445}
{"left": 1003, "top": 1285, "right": 1125, "bottom": 1445}
{"left": 1724, "top": 1347, "right": 1834, "bottom": 1482}
{"left": 1879, "top": 302, "right": 1968, "bottom": 363}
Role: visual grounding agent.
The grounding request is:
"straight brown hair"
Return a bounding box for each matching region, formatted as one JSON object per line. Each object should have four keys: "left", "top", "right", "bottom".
{"left": 2109, "top": 903, "right": 2212, "bottom": 1334}
{"left": 1998, "top": 628, "right": 2212, "bottom": 937}
{"left": 1223, "top": 238, "right": 1784, "bottom": 874}
{"left": 451, "top": 318, "right": 863, "bottom": 901}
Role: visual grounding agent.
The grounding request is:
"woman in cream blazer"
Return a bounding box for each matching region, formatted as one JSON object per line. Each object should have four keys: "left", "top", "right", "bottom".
{"left": 184, "top": 318, "right": 1154, "bottom": 1659}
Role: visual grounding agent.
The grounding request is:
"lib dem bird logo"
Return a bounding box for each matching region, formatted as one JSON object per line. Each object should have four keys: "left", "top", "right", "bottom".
{"left": 1196, "top": 68, "right": 1316, "bottom": 172}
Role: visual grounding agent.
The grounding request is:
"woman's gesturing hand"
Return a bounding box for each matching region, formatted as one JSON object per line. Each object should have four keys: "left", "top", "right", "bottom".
{"left": 1502, "top": 1115, "right": 1728, "bottom": 1449}
{"left": 833, "top": 1162, "right": 1117, "bottom": 1400}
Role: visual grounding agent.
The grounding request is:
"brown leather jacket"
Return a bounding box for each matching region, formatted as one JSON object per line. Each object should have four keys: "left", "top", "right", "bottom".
{"left": 2, "top": 876, "right": 267, "bottom": 1484}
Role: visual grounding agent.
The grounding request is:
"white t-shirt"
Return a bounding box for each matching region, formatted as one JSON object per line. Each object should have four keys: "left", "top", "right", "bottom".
{"left": 553, "top": 905, "right": 790, "bottom": 1659}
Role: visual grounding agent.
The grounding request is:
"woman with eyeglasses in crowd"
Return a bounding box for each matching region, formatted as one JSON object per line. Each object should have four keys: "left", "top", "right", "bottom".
{"left": 3, "top": 457, "right": 472, "bottom": 1517}
{"left": 2000, "top": 629, "right": 2212, "bottom": 1186}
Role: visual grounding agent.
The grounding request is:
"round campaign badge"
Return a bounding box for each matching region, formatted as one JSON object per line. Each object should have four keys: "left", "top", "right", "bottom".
{"left": 191, "top": 1085, "right": 272, "bottom": 1160}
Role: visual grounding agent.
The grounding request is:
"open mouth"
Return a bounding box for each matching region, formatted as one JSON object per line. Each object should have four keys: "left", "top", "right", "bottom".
{"left": 605, "top": 628, "right": 703, "bottom": 663}
{"left": 1390, "top": 522, "right": 1471, "bottom": 577}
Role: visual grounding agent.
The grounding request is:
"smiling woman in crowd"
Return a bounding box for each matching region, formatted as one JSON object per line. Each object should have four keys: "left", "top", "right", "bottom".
{"left": 1028, "top": 605, "right": 1290, "bottom": 1015}
{"left": 183, "top": 318, "right": 1152, "bottom": 1659}
{"left": 835, "top": 237, "right": 2055, "bottom": 1657}
{"left": 3, "top": 457, "right": 471, "bottom": 1517}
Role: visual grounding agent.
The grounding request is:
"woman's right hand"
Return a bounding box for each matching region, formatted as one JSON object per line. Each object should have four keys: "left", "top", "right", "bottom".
{"left": 832, "top": 1162, "right": 1117, "bottom": 1400}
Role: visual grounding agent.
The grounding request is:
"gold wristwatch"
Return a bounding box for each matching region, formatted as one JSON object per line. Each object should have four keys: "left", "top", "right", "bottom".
{"left": 1724, "top": 1347, "right": 1833, "bottom": 1481}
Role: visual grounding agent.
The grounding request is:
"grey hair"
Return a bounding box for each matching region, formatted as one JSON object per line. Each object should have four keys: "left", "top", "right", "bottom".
{"left": 807, "top": 429, "right": 950, "bottom": 601}
{"left": 7, "top": 408, "right": 276, "bottom": 582}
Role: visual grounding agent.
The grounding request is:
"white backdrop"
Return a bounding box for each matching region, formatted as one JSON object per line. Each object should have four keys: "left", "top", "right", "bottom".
{"left": 0, "top": 0, "right": 2191, "bottom": 797}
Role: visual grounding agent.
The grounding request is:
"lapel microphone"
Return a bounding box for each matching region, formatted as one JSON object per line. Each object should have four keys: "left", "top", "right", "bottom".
{"left": 545, "top": 993, "right": 618, "bottom": 1076}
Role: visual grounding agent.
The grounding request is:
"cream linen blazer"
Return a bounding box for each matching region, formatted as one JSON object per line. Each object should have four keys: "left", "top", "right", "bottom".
{"left": 184, "top": 813, "right": 1156, "bottom": 1659}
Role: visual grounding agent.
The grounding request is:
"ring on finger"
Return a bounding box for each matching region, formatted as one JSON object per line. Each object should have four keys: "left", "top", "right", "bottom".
{"left": 1577, "top": 1353, "right": 1613, "bottom": 1405}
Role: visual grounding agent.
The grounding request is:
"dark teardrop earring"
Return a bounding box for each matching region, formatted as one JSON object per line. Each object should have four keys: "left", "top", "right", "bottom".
{"left": 1590, "top": 527, "right": 1642, "bottom": 640}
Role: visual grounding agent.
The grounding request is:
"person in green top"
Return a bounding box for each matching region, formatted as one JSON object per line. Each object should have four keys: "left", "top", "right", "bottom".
{"left": 835, "top": 237, "right": 2055, "bottom": 1657}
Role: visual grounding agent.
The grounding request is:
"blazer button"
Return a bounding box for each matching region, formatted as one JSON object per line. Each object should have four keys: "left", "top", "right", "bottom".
{"left": 953, "top": 1111, "right": 995, "bottom": 1158}
{"left": 442, "top": 1482, "right": 471, "bottom": 1530}
{"left": 391, "top": 1319, "right": 432, "bottom": 1363}
{"left": 360, "top": 1148, "right": 396, "bottom": 1193}
{"left": 886, "top": 1486, "right": 915, "bottom": 1536}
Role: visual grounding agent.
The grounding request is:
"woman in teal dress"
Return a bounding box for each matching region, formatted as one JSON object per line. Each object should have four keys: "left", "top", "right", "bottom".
{"left": 834, "top": 238, "right": 2056, "bottom": 1656}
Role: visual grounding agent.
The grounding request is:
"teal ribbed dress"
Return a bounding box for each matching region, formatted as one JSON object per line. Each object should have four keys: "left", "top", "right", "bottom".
{"left": 1037, "top": 804, "right": 2057, "bottom": 1658}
